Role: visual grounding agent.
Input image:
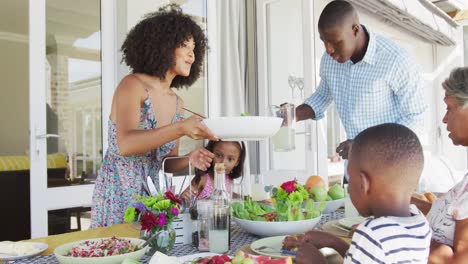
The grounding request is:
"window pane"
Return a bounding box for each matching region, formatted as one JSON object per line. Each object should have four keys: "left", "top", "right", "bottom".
{"left": 45, "top": 0, "right": 102, "bottom": 188}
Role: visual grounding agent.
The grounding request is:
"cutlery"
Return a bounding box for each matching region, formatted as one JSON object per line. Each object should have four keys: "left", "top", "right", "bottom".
{"left": 147, "top": 176, "right": 158, "bottom": 196}
{"left": 141, "top": 175, "right": 152, "bottom": 196}
{"left": 182, "top": 107, "right": 206, "bottom": 118}
{"left": 333, "top": 223, "right": 352, "bottom": 233}
{"left": 254, "top": 246, "right": 297, "bottom": 256}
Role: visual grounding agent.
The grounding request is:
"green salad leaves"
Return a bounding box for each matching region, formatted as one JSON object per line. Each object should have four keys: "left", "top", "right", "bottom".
{"left": 231, "top": 197, "right": 323, "bottom": 222}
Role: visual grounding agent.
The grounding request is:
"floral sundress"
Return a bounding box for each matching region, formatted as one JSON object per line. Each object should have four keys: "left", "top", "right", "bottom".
{"left": 90, "top": 91, "right": 183, "bottom": 228}
{"left": 426, "top": 173, "right": 468, "bottom": 246}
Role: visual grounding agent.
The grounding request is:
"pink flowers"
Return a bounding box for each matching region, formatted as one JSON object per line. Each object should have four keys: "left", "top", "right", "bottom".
{"left": 157, "top": 213, "right": 167, "bottom": 227}
{"left": 165, "top": 191, "right": 182, "bottom": 205}
{"left": 281, "top": 180, "right": 297, "bottom": 194}
{"left": 124, "top": 191, "right": 181, "bottom": 232}
{"left": 170, "top": 207, "right": 179, "bottom": 216}
{"left": 141, "top": 211, "right": 157, "bottom": 231}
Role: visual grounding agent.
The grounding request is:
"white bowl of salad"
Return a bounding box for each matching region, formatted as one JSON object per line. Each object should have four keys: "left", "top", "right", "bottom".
{"left": 231, "top": 198, "right": 322, "bottom": 237}
{"left": 203, "top": 116, "right": 282, "bottom": 141}
{"left": 233, "top": 216, "right": 321, "bottom": 237}
{"left": 54, "top": 236, "right": 147, "bottom": 264}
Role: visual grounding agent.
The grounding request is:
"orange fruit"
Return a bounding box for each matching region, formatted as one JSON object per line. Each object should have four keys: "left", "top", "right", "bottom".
{"left": 305, "top": 175, "right": 325, "bottom": 191}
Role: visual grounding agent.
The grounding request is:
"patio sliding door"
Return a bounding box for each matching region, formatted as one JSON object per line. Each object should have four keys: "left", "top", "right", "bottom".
{"left": 256, "top": 0, "right": 327, "bottom": 185}
{"left": 29, "top": 0, "right": 111, "bottom": 238}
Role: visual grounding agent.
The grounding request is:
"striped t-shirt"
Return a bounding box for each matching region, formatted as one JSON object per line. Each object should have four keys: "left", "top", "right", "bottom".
{"left": 345, "top": 206, "right": 431, "bottom": 263}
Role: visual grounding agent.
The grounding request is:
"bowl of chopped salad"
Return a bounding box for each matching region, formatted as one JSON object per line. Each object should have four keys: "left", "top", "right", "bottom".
{"left": 54, "top": 236, "right": 147, "bottom": 264}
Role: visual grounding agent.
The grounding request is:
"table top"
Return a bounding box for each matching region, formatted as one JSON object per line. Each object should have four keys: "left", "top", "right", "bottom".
{"left": 5, "top": 211, "right": 345, "bottom": 264}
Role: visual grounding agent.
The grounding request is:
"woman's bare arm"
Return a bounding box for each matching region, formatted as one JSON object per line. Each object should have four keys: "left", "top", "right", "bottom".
{"left": 429, "top": 218, "right": 468, "bottom": 263}
{"left": 114, "top": 76, "right": 215, "bottom": 156}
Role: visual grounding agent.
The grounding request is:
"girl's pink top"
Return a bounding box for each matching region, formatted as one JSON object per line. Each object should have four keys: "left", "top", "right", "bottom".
{"left": 197, "top": 173, "right": 231, "bottom": 200}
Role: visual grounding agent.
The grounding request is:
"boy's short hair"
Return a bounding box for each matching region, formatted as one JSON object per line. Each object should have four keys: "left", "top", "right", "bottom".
{"left": 350, "top": 123, "right": 424, "bottom": 189}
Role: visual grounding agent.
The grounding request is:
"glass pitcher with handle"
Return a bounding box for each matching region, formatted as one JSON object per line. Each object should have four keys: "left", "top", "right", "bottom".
{"left": 270, "top": 103, "right": 296, "bottom": 152}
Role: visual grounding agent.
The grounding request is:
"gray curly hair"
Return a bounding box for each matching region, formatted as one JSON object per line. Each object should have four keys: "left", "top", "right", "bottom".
{"left": 442, "top": 67, "right": 468, "bottom": 108}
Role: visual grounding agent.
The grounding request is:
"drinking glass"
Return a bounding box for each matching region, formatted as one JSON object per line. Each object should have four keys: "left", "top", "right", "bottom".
{"left": 230, "top": 180, "right": 244, "bottom": 204}
{"left": 197, "top": 200, "right": 210, "bottom": 252}
{"left": 208, "top": 205, "right": 230, "bottom": 253}
{"left": 251, "top": 174, "right": 265, "bottom": 201}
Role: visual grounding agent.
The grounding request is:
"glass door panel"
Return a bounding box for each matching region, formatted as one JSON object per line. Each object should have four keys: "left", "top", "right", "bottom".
{"left": 45, "top": 0, "right": 102, "bottom": 188}
{"left": 257, "top": 0, "right": 316, "bottom": 182}
{"left": 29, "top": 0, "right": 100, "bottom": 237}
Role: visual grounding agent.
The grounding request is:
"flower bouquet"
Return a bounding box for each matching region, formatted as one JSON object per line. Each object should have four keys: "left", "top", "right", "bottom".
{"left": 124, "top": 191, "right": 182, "bottom": 255}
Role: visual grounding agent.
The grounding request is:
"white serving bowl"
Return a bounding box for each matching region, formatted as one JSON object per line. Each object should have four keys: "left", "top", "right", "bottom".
{"left": 315, "top": 198, "right": 345, "bottom": 214}
{"left": 54, "top": 237, "right": 147, "bottom": 264}
{"left": 233, "top": 216, "right": 321, "bottom": 237}
{"left": 203, "top": 116, "right": 282, "bottom": 141}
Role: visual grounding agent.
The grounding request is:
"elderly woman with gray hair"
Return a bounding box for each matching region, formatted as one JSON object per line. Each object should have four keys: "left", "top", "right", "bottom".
{"left": 412, "top": 67, "right": 468, "bottom": 263}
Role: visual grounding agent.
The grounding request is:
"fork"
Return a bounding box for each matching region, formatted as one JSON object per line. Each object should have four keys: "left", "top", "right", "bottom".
{"left": 182, "top": 107, "right": 206, "bottom": 118}
{"left": 254, "top": 246, "right": 297, "bottom": 256}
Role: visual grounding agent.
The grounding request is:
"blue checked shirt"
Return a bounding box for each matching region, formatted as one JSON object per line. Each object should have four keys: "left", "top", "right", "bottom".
{"left": 305, "top": 27, "right": 427, "bottom": 139}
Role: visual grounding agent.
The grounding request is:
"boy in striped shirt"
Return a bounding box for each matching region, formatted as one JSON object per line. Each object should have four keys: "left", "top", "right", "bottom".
{"left": 296, "top": 123, "right": 431, "bottom": 264}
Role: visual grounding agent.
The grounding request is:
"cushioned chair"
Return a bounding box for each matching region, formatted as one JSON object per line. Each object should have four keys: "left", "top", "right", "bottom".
{"left": 0, "top": 154, "right": 68, "bottom": 241}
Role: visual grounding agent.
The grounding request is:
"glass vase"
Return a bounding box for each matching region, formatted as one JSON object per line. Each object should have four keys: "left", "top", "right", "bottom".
{"left": 140, "top": 226, "right": 176, "bottom": 255}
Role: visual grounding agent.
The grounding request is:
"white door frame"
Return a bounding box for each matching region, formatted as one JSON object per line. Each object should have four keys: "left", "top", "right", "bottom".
{"left": 29, "top": 0, "right": 116, "bottom": 238}
{"left": 256, "top": 0, "right": 327, "bottom": 179}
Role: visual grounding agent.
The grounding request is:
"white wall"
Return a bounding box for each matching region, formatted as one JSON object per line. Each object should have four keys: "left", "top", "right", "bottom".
{"left": 0, "top": 38, "right": 29, "bottom": 155}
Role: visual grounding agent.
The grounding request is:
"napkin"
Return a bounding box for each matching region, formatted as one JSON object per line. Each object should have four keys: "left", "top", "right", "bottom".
{"left": 149, "top": 251, "right": 180, "bottom": 264}
{"left": 0, "top": 241, "right": 39, "bottom": 256}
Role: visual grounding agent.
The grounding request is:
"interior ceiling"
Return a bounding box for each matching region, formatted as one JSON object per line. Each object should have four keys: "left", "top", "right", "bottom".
{"left": 0, "top": 0, "right": 99, "bottom": 42}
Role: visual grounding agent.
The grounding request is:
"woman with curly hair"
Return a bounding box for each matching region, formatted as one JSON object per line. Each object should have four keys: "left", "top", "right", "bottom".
{"left": 91, "top": 5, "right": 217, "bottom": 227}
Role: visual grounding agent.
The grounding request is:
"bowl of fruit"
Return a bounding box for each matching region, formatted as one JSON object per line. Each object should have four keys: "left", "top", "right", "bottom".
{"left": 305, "top": 176, "right": 346, "bottom": 214}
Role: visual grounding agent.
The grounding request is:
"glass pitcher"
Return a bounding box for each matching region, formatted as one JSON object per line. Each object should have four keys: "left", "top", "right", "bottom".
{"left": 270, "top": 103, "right": 296, "bottom": 151}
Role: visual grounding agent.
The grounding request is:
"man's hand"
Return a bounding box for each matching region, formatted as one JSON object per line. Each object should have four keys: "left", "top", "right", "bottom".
{"left": 295, "top": 104, "right": 315, "bottom": 122}
{"left": 336, "top": 140, "right": 353, "bottom": 160}
{"left": 296, "top": 242, "right": 326, "bottom": 264}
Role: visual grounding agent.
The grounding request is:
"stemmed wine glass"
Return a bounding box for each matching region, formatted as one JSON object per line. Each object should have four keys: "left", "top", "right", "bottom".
{"left": 296, "top": 77, "right": 304, "bottom": 99}
{"left": 288, "top": 76, "right": 296, "bottom": 100}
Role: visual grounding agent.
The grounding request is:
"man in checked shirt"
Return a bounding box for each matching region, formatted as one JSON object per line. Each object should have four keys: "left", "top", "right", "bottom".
{"left": 296, "top": 0, "right": 427, "bottom": 182}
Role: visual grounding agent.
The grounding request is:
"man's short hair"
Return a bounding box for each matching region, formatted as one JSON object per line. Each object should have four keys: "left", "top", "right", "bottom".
{"left": 318, "top": 0, "right": 357, "bottom": 30}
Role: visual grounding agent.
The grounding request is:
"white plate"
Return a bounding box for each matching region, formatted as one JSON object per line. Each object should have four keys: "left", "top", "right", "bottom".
{"left": 233, "top": 216, "right": 321, "bottom": 237}
{"left": 178, "top": 253, "right": 226, "bottom": 262}
{"left": 149, "top": 252, "right": 231, "bottom": 264}
{"left": 250, "top": 236, "right": 336, "bottom": 259}
{"left": 203, "top": 116, "right": 282, "bottom": 141}
{"left": 338, "top": 216, "right": 366, "bottom": 229}
{"left": 0, "top": 242, "right": 48, "bottom": 261}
